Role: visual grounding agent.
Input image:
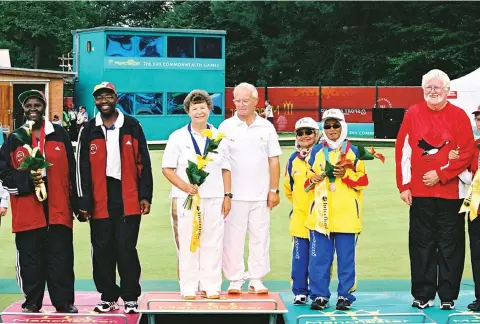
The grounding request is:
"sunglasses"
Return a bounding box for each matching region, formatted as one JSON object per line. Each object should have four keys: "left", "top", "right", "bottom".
{"left": 323, "top": 124, "right": 341, "bottom": 130}
{"left": 296, "top": 129, "right": 314, "bottom": 136}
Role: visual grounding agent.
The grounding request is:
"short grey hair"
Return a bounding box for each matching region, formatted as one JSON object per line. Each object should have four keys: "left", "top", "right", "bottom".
{"left": 422, "top": 69, "right": 451, "bottom": 88}
{"left": 233, "top": 82, "right": 258, "bottom": 100}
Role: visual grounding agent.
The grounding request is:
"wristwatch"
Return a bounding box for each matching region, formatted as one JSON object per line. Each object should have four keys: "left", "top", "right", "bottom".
{"left": 224, "top": 193, "right": 233, "bottom": 198}
{"left": 270, "top": 189, "right": 279, "bottom": 194}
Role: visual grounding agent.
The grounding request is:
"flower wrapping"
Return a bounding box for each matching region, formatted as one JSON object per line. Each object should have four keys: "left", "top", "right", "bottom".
{"left": 12, "top": 121, "right": 52, "bottom": 201}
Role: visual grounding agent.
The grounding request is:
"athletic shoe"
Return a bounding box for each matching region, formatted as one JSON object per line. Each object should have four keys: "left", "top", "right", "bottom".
{"left": 412, "top": 299, "right": 434, "bottom": 309}
{"left": 248, "top": 280, "right": 268, "bottom": 294}
{"left": 22, "top": 304, "right": 40, "bottom": 313}
{"left": 310, "top": 297, "right": 329, "bottom": 310}
{"left": 293, "top": 295, "right": 308, "bottom": 305}
{"left": 440, "top": 301, "right": 455, "bottom": 310}
{"left": 468, "top": 300, "right": 480, "bottom": 311}
{"left": 93, "top": 301, "right": 119, "bottom": 313}
{"left": 336, "top": 296, "right": 352, "bottom": 310}
{"left": 124, "top": 301, "right": 138, "bottom": 314}
{"left": 227, "top": 280, "right": 244, "bottom": 294}
{"left": 55, "top": 303, "right": 78, "bottom": 313}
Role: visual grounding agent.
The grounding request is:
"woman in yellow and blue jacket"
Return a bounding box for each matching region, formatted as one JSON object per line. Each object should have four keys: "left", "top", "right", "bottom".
{"left": 305, "top": 109, "right": 368, "bottom": 311}
{"left": 284, "top": 117, "right": 321, "bottom": 305}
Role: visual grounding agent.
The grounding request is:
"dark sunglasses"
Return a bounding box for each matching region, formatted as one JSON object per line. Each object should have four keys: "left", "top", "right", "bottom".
{"left": 323, "top": 124, "right": 341, "bottom": 130}
{"left": 296, "top": 129, "right": 314, "bottom": 136}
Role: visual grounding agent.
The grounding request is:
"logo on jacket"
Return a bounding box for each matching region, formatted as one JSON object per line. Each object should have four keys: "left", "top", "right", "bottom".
{"left": 126, "top": 140, "right": 132, "bottom": 145}
{"left": 417, "top": 139, "right": 449, "bottom": 156}
{"left": 55, "top": 146, "right": 61, "bottom": 151}
{"left": 16, "top": 151, "right": 24, "bottom": 163}
{"left": 90, "top": 144, "right": 97, "bottom": 155}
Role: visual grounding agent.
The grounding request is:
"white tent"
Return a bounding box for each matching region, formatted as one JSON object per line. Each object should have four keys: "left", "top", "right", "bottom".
{"left": 449, "top": 68, "right": 480, "bottom": 126}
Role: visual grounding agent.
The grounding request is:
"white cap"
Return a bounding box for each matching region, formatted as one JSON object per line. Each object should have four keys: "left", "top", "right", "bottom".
{"left": 322, "top": 109, "right": 345, "bottom": 122}
{"left": 295, "top": 117, "right": 319, "bottom": 130}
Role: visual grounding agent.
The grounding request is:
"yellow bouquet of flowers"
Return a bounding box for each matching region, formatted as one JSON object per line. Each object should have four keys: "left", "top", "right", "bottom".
{"left": 185, "top": 129, "right": 225, "bottom": 252}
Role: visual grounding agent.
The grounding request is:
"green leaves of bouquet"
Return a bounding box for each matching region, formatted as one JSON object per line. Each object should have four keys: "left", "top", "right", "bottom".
{"left": 18, "top": 147, "right": 52, "bottom": 170}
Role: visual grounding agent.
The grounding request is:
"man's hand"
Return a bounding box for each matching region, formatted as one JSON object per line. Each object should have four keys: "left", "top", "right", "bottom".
{"left": 423, "top": 170, "right": 440, "bottom": 187}
{"left": 333, "top": 166, "right": 346, "bottom": 178}
{"left": 449, "top": 149, "right": 459, "bottom": 160}
{"left": 222, "top": 197, "right": 231, "bottom": 218}
{"left": 400, "top": 189, "right": 412, "bottom": 206}
{"left": 0, "top": 207, "right": 7, "bottom": 217}
{"left": 267, "top": 192, "right": 280, "bottom": 209}
{"left": 77, "top": 209, "right": 91, "bottom": 222}
{"left": 311, "top": 174, "right": 325, "bottom": 183}
{"left": 140, "top": 199, "right": 151, "bottom": 215}
{"left": 30, "top": 170, "right": 43, "bottom": 186}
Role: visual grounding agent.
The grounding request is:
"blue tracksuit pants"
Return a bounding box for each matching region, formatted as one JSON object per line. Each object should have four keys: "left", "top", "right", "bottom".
{"left": 291, "top": 236, "right": 310, "bottom": 296}
{"left": 309, "top": 231, "right": 357, "bottom": 302}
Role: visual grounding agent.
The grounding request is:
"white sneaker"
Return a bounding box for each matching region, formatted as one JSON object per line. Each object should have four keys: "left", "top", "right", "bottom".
{"left": 227, "top": 280, "right": 244, "bottom": 294}
{"left": 248, "top": 279, "right": 268, "bottom": 294}
{"left": 205, "top": 291, "right": 220, "bottom": 299}
{"left": 294, "top": 294, "right": 308, "bottom": 305}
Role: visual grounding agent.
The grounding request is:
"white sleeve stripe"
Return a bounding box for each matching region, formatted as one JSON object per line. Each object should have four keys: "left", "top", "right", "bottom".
{"left": 401, "top": 133, "right": 412, "bottom": 186}
{"left": 76, "top": 128, "right": 83, "bottom": 197}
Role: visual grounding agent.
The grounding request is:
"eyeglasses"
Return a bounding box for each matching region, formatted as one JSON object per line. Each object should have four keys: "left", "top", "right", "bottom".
{"left": 95, "top": 94, "right": 116, "bottom": 101}
{"left": 424, "top": 86, "right": 446, "bottom": 93}
{"left": 323, "top": 124, "right": 341, "bottom": 130}
{"left": 296, "top": 129, "right": 314, "bottom": 136}
{"left": 233, "top": 99, "right": 251, "bottom": 105}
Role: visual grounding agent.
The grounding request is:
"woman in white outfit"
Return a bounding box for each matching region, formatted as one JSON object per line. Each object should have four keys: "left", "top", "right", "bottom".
{"left": 0, "top": 181, "right": 9, "bottom": 226}
{"left": 162, "top": 90, "right": 232, "bottom": 300}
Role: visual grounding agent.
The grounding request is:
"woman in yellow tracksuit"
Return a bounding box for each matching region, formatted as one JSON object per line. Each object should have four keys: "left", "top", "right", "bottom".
{"left": 305, "top": 109, "right": 368, "bottom": 311}
{"left": 284, "top": 117, "right": 321, "bottom": 305}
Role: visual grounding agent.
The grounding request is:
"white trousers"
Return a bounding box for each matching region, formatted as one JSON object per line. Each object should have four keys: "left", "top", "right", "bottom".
{"left": 222, "top": 200, "right": 271, "bottom": 281}
{"left": 170, "top": 197, "right": 224, "bottom": 294}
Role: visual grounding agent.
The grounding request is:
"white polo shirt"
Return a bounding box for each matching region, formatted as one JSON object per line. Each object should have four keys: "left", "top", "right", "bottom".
{"left": 218, "top": 113, "right": 282, "bottom": 201}
{"left": 162, "top": 124, "right": 231, "bottom": 199}
{"left": 95, "top": 109, "right": 124, "bottom": 180}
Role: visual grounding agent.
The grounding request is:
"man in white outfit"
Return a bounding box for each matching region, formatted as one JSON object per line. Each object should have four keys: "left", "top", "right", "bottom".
{"left": 219, "top": 82, "right": 282, "bottom": 294}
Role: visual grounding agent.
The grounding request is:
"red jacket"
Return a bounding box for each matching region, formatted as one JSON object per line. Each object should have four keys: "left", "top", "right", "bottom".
{"left": 76, "top": 113, "right": 153, "bottom": 219}
{"left": 0, "top": 122, "right": 77, "bottom": 233}
{"left": 395, "top": 102, "right": 474, "bottom": 199}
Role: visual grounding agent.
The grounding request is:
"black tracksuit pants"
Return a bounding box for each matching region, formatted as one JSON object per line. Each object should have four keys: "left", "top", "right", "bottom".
{"left": 409, "top": 197, "right": 465, "bottom": 302}
{"left": 15, "top": 225, "right": 75, "bottom": 309}
{"left": 89, "top": 177, "right": 142, "bottom": 302}
{"left": 469, "top": 216, "right": 480, "bottom": 300}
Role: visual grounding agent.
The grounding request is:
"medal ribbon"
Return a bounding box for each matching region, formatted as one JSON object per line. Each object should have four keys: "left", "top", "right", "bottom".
{"left": 31, "top": 122, "right": 46, "bottom": 156}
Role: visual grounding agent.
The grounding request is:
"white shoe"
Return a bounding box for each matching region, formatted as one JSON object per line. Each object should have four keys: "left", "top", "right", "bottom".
{"left": 227, "top": 280, "right": 244, "bottom": 294}
{"left": 294, "top": 294, "right": 308, "bottom": 305}
{"left": 205, "top": 291, "right": 220, "bottom": 299}
{"left": 248, "top": 279, "right": 268, "bottom": 294}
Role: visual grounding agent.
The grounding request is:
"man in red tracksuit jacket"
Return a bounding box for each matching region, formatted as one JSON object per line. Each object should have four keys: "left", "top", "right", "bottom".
{"left": 395, "top": 69, "right": 474, "bottom": 310}
{"left": 76, "top": 82, "right": 153, "bottom": 314}
{"left": 0, "top": 90, "right": 78, "bottom": 313}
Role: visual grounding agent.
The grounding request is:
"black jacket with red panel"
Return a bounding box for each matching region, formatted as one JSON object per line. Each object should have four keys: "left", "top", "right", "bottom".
{"left": 0, "top": 121, "right": 78, "bottom": 233}
{"left": 76, "top": 112, "right": 153, "bottom": 218}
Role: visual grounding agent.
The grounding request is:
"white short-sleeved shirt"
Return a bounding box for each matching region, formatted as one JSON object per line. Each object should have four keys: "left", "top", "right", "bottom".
{"left": 162, "top": 124, "right": 230, "bottom": 199}
{"left": 218, "top": 113, "right": 282, "bottom": 201}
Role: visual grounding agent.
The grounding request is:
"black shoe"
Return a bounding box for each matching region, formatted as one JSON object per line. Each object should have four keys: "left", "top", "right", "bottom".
{"left": 22, "top": 304, "right": 40, "bottom": 313}
{"left": 440, "top": 301, "right": 455, "bottom": 310}
{"left": 468, "top": 300, "right": 480, "bottom": 311}
{"left": 310, "top": 297, "right": 329, "bottom": 310}
{"left": 56, "top": 304, "right": 78, "bottom": 313}
{"left": 412, "top": 299, "right": 434, "bottom": 309}
{"left": 336, "top": 296, "right": 352, "bottom": 310}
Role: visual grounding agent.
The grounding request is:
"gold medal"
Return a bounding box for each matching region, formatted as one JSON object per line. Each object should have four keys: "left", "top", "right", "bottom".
{"left": 329, "top": 183, "right": 336, "bottom": 192}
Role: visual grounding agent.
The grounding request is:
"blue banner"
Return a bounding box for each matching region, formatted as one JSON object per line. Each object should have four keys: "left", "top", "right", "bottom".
{"left": 104, "top": 57, "right": 225, "bottom": 70}
{"left": 318, "top": 123, "right": 375, "bottom": 138}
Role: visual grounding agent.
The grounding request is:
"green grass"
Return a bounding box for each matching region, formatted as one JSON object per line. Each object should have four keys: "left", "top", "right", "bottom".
{"left": 0, "top": 147, "right": 474, "bottom": 309}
